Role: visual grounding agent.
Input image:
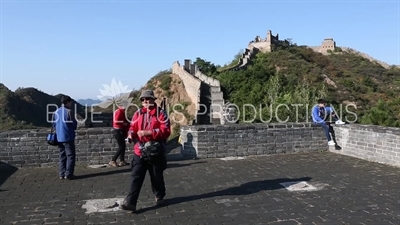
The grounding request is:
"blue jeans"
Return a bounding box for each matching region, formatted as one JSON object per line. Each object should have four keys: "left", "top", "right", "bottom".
{"left": 316, "top": 122, "right": 332, "bottom": 142}
{"left": 58, "top": 141, "right": 76, "bottom": 177}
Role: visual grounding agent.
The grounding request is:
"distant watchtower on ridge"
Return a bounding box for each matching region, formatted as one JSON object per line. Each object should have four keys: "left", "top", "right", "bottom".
{"left": 248, "top": 29, "right": 280, "bottom": 53}
{"left": 320, "top": 38, "right": 336, "bottom": 53}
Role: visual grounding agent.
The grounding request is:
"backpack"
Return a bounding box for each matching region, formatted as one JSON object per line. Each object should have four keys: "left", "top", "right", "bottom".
{"left": 141, "top": 141, "right": 163, "bottom": 161}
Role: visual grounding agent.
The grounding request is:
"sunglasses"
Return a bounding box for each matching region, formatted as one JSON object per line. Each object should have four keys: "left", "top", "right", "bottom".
{"left": 141, "top": 97, "right": 153, "bottom": 101}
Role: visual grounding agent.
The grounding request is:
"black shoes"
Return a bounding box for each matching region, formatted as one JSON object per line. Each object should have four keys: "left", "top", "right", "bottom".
{"left": 59, "top": 175, "right": 75, "bottom": 180}
{"left": 119, "top": 197, "right": 164, "bottom": 213}
{"left": 120, "top": 203, "right": 136, "bottom": 212}
{"left": 65, "top": 175, "right": 75, "bottom": 180}
{"left": 155, "top": 197, "right": 165, "bottom": 206}
{"left": 335, "top": 145, "right": 342, "bottom": 150}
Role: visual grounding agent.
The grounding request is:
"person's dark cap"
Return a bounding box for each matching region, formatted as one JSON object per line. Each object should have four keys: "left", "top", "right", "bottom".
{"left": 139, "top": 90, "right": 156, "bottom": 101}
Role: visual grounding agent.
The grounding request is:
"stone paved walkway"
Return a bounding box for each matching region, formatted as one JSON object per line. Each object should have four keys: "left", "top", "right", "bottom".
{"left": 1, "top": 152, "right": 400, "bottom": 225}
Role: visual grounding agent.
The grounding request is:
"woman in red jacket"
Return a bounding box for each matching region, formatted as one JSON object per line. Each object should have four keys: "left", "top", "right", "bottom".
{"left": 120, "top": 90, "right": 171, "bottom": 212}
{"left": 109, "top": 105, "right": 130, "bottom": 167}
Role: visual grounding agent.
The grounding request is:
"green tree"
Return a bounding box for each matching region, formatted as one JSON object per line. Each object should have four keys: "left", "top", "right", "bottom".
{"left": 360, "top": 100, "right": 400, "bottom": 127}
{"left": 194, "top": 57, "right": 217, "bottom": 76}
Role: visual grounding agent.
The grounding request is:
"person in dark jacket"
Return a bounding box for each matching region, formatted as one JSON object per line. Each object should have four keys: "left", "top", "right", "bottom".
{"left": 53, "top": 95, "right": 78, "bottom": 180}
{"left": 120, "top": 90, "right": 170, "bottom": 212}
{"left": 109, "top": 105, "right": 130, "bottom": 167}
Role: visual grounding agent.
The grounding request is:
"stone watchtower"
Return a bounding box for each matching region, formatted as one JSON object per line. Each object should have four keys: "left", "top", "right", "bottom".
{"left": 266, "top": 30, "right": 279, "bottom": 44}
{"left": 320, "top": 38, "right": 336, "bottom": 52}
{"left": 247, "top": 30, "right": 280, "bottom": 53}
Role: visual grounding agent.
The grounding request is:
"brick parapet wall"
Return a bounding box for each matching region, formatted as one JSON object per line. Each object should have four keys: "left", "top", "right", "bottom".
{"left": 180, "top": 123, "right": 328, "bottom": 158}
{"left": 334, "top": 124, "right": 400, "bottom": 167}
{"left": 0, "top": 128, "right": 135, "bottom": 167}
{"left": 2, "top": 123, "right": 400, "bottom": 168}
{"left": 193, "top": 69, "right": 220, "bottom": 87}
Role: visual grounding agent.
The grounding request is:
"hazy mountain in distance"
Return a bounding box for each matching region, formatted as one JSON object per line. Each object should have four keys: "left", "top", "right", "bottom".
{"left": 77, "top": 98, "right": 102, "bottom": 106}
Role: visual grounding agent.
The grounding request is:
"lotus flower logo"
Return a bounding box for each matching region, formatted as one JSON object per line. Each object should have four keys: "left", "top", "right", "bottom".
{"left": 97, "top": 78, "right": 133, "bottom": 109}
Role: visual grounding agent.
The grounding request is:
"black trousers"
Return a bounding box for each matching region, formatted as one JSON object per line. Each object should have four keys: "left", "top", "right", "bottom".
{"left": 112, "top": 129, "right": 126, "bottom": 161}
{"left": 317, "top": 122, "right": 337, "bottom": 144}
{"left": 125, "top": 154, "right": 167, "bottom": 206}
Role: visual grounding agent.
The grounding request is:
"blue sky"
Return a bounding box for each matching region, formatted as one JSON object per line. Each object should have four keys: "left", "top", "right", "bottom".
{"left": 1, "top": 0, "right": 399, "bottom": 100}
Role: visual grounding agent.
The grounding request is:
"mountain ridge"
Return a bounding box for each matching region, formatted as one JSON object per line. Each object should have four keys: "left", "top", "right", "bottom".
{"left": 1, "top": 38, "right": 400, "bottom": 130}
{"left": 0, "top": 84, "right": 86, "bottom": 130}
{"left": 77, "top": 98, "right": 102, "bottom": 106}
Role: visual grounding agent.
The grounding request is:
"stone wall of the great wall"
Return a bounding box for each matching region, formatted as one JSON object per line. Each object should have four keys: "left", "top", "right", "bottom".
{"left": 1, "top": 123, "right": 400, "bottom": 168}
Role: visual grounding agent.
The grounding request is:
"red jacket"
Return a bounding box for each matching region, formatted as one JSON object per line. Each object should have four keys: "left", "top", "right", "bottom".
{"left": 113, "top": 107, "right": 129, "bottom": 137}
{"left": 129, "top": 105, "right": 171, "bottom": 156}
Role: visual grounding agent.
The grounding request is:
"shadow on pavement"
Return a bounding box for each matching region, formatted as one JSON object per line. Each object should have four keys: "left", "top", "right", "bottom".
{"left": 136, "top": 177, "right": 312, "bottom": 213}
{"left": 167, "top": 161, "right": 206, "bottom": 168}
{"left": 0, "top": 161, "right": 18, "bottom": 192}
{"left": 73, "top": 168, "right": 132, "bottom": 180}
{"left": 71, "top": 160, "right": 205, "bottom": 180}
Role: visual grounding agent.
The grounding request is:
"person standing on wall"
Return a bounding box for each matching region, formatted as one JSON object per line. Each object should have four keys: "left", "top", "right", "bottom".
{"left": 120, "top": 90, "right": 171, "bottom": 212}
{"left": 53, "top": 95, "right": 78, "bottom": 180}
{"left": 311, "top": 98, "right": 345, "bottom": 148}
{"left": 109, "top": 102, "right": 130, "bottom": 167}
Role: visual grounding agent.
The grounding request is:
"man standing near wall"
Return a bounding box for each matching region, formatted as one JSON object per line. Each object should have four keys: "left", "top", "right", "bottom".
{"left": 53, "top": 95, "right": 78, "bottom": 180}
{"left": 311, "top": 99, "right": 344, "bottom": 148}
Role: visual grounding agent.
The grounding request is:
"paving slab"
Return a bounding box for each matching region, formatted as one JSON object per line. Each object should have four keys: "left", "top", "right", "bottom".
{"left": 1, "top": 152, "right": 400, "bottom": 225}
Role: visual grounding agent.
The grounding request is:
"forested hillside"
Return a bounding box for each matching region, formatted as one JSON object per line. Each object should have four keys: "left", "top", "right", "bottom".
{"left": 194, "top": 41, "right": 400, "bottom": 127}
{"left": 0, "top": 84, "right": 85, "bottom": 130}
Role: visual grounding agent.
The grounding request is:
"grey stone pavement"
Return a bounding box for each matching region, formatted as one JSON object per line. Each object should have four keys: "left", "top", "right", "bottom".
{"left": 1, "top": 152, "right": 400, "bottom": 225}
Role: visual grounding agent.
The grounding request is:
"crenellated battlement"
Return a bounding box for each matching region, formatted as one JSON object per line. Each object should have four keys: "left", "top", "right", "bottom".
{"left": 247, "top": 29, "right": 280, "bottom": 53}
